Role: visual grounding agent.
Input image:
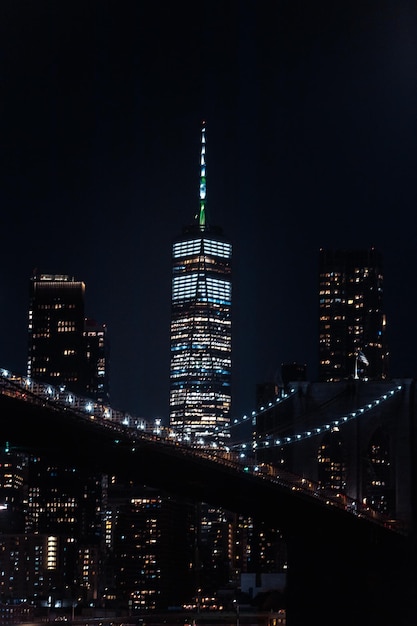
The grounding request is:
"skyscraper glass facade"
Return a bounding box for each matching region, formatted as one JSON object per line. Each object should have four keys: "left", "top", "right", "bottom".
{"left": 27, "top": 273, "right": 110, "bottom": 401}
{"left": 318, "top": 248, "right": 388, "bottom": 382}
{"left": 169, "top": 123, "right": 232, "bottom": 443}
{"left": 27, "top": 274, "right": 86, "bottom": 393}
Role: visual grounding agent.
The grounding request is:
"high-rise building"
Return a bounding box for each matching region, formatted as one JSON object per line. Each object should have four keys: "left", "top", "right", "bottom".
{"left": 318, "top": 248, "right": 389, "bottom": 382}
{"left": 27, "top": 273, "right": 110, "bottom": 401}
{"left": 169, "top": 122, "right": 232, "bottom": 443}
{"left": 167, "top": 123, "right": 236, "bottom": 601}
{"left": 25, "top": 273, "right": 108, "bottom": 607}
{"left": 26, "top": 457, "right": 104, "bottom": 604}
{"left": 0, "top": 447, "right": 28, "bottom": 533}
{"left": 27, "top": 274, "right": 86, "bottom": 394}
{"left": 112, "top": 487, "right": 195, "bottom": 611}
{"left": 84, "top": 318, "right": 110, "bottom": 404}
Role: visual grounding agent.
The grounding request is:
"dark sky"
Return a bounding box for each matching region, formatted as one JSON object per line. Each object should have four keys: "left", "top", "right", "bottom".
{"left": 1, "top": 1, "right": 416, "bottom": 422}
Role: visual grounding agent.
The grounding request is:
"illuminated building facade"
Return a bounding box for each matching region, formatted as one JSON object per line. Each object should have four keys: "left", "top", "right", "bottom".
{"left": 318, "top": 248, "right": 388, "bottom": 382}
{"left": 169, "top": 122, "right": 232, "bottom": 442}
{"left": 28, "top": 274, "right": 86, "bottom": 394}
{"left": 0, "top": 448, "right": 28, "bottom": 533}
{"left": 0, "top": 448, "right": 103, "bottom": 604}
{"left": 84, "top": 318, "right": 110, "bottom": 403}
{"left": 26, "top": 457, "right": 104, "bottom": 603}
{"left": 27, "top": 274, "right": 110, "bottom": 401}
{"left": 112, "top": 488, "right": 195, "bottom": 611}
{"left": 25, "top": 274, "right": 107, "bottom": 605}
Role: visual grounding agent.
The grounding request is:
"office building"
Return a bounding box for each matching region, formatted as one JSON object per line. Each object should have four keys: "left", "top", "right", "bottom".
{"left": 27, "top": 274, "right": 86, "bottom": 394}
{"left": 111, "top": 487, "right": 195, "bottom": 611}
{"left": 25, "top": 273, "right": 107, "bottom": 606}
{"left": 84, "top": 318, "right": 110, "bottom": 403}
{"left": 166, "top": 124, "right": 237, "bottom": 601}
{"left": 25, "top": 456, "right": 104, "bottom": 604}
{"left": 27, "top": 273, "right": 110, "bottom": 401}
{"left": 0, "top": 447, "right": 28, "bottom": 533}
{"left": 318, "top": 248, "right": 388, "bottom": 382}
{"left": 169, "top": 122, "right": 232, "bottom": 443}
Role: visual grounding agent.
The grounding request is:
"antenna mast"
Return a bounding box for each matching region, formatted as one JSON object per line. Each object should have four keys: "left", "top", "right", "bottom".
{"left": 198, "top": 121, "right": 206, "bottom": 230}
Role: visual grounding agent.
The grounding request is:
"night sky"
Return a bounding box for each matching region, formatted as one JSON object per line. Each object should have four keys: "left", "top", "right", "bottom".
{"left": 1, "top": 1, "right": 416, "bottom": 422}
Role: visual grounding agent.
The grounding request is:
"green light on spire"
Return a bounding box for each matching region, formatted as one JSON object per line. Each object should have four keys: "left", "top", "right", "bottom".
{"left": 199, "top": 200, "right": 206, "bottom": 229}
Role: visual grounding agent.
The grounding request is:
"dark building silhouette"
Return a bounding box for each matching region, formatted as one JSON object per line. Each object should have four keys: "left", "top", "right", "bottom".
{"left": 111, "top": 486, "right": 195, "bottom": 611}
{"left": 0, "top": 445, "right": 104, "bottom": 604}
{"left": 318, "top": 248, "right": 389, "bottom": 382}
{"left": 281, "top": 362, "right": 307, "bottom": 387}
{"left": 256, "top": 382, "right": 281, "bottom": 409}
{"left": 28, "top": 274, "right": 86, "bottom": 394}
{"left": 84, "top": 318, "right": 110, "bottom": 404}
{"left": 24, "top": 274, "right": 109, "bottom": 606}
{"left": 26, "top": 457, "right": 104, "bottom": 604}
{"left": 0, "top": 448, "right": 28, "bottom": 534}
{"left": 27, "top": 274, "right": 110, "bottom": 402}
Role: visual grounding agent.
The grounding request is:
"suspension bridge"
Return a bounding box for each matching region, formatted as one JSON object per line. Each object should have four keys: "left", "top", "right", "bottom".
{"left": 0, "top": 368, "right": 416, "bottom": 625}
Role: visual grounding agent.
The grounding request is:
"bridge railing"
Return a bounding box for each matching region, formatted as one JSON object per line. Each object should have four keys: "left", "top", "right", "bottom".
{"left": 0, "top": 368, "right": 152, "bottom": 430}
{"left": 0, "top": 368, "right": 408, "bottom": 535}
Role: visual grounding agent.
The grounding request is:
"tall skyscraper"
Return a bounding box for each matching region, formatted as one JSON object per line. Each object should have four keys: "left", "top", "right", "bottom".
{"left": 27, "top": 273, "right": 109, "bottom": 401}
{"left": 84, "top": 318, "right": 110, "bottom": 404}
{"left": 28, "top": 274, "right": 86, "bottom": 393}
{"left": 318, "top": 248, "right": 389, "bottom": 382}
{"left": 25, "top": 273, "right": 108, "bottom": 607}
{"left": 111, "top": 486, "right": 195, "bottom": 611}
{"left": 167, "top": 123, "right": 237, "bottom": 600}
{"left": 169, "top": 122, "right": 232, "bottom": 443}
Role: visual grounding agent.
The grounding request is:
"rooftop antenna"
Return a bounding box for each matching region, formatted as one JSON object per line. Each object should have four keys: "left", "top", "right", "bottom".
{"left": 198, "top": 120, "right": 206, "bottom": 230}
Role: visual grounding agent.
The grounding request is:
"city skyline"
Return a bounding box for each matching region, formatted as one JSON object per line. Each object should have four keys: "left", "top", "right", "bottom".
{"left": 1, "top": 1, "right": 416, "bottom": 420}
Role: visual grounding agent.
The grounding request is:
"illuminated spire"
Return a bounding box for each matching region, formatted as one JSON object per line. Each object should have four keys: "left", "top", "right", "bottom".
{"left": 198, "top": 120, "right": 206, "bottom": 230}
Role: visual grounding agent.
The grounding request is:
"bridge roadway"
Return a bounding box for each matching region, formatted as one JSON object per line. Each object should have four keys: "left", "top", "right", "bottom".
{"left": 0, "top": 378, "right": 416, "bottom": 626}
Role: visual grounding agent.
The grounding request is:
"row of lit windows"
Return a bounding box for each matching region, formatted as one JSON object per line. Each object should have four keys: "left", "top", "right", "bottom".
{"left": 171, "top": 338, "right": 231, "bottom": 350}
{"left": 203, "top": 239, "right": 232, "bottom": 257}
{"left": 173, "top": 239, "right": 203, "bottom": 257}
{"left": 170, "top": 372, "right": 231, "bottom": 382}
{"left": 32, "top": 302, "right": 77, "bottom": 309}
{"left": 171, "top": 309, "right": 231, "bottom": 329}
{"left": 172, "top": 274, "right": 198, "bottom": 297}
{"left": 170, "top": 391, "right": 231, "bottom": 404}
{"left": 171, "top": 353, "right": 231, "bottom": 365}
{"left": 57, "top": 321, "right": 76, "bottom": 330}
{"left": 172, "top": 305, "right": 230, "bottom": 317}
{"left": 171, "top": 344, "right": 231, "bottom": 354}
{"left": 170, "top": 354, "right": 231, "bottom": 366}
{"left": 171, "top": 315, "right": 231, "bottom": 326}
{"left": 320, "top": 300, "right": 366, "bottom": 309}
{"left": 170, "top": 389, "right": 231, "bottom": 400}
{"left": 172, "top": 280, "right": 231, "bottom": 302}
{"left": 171, "top": 337, "right": 231, "bottom": 349}
{"left": 173, "top": 274, "right": 231, "bottom": 290}
{"left": 171, "top": 319, "right": 231, "bottom": 329}
{"left": 175, "top": 255, "right": 229, "bottom": 269}
{"left": 175, "top": 326, "right": 231, "bottom": 336}
{"left": 171, "top": 329, "right": 231, "bottom": 342}
{"left": 173, "top": 238, "right": 231, "bottom": 259}
{"left": 171, "top": 361, "right": 231, "bottom": 376}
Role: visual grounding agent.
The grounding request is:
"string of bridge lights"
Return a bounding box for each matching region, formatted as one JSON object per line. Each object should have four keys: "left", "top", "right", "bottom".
{"left": 229, "top": 386, "right": 298, "bottom": 426}
{"left": 0, "top": 368, "right": 403, "bottom": 453}
{"left": 228, "top": 384, "right": 403, "bottom": 451}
